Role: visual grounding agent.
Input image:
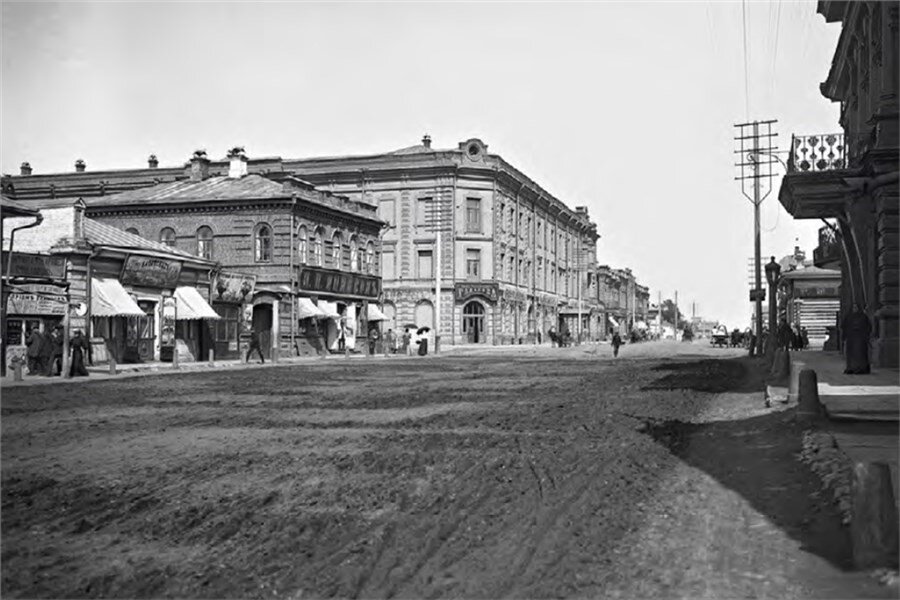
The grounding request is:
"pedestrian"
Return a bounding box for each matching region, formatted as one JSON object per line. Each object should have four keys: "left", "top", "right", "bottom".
{"left": 385, "top": 328, "right": 396, "bottom": 355}
{"left": 69, "top": 330, "right": 89, "bottom": 377}
{"left": 25, "top": 327, "right": 44, "bottom": 376}
{"left": 368, "top": 326, "right": 380, "bottom": 355}
{"left": 776, "top": 318, "right": 792, "bottom": 351}
{"left": 548, "top": 326, "right": 557, "bottom": 347}
{"left": 611, "top": 331, "right": 623, "bottom": 358}
{"left": 842, "top": 303, "right": 871, "bottom": 374}
{"left": 246, "top": 329, "right": 265, "bottom": 364}
{"left": 402, "top": 329, "right": 412, "bottom": 356}
{"left": 801, "top": 327, "right": 810, "bottom": 349}
{"left": 46, "top": 325, "right": 63, "bottom": 376}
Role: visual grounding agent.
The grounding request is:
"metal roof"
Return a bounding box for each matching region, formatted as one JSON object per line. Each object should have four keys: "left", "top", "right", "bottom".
{"left": 86, "top": 174, "right": 286, "bottom": 207}
{"left": 83, "top": 218, "right": 202, "bottom": 260}
{"left": 1, "top": 195, "right": 40, "bottom": 217}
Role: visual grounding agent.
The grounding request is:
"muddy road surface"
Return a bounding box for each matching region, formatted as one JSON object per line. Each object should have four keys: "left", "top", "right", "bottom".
{"left": 2, "top": 342, "right": 891, "bottom": 598}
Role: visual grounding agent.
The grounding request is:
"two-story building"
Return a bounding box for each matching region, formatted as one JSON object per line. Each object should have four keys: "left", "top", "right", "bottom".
{"left": 778, "top": 1, "right": 899, "bottom": 367}
{"left": 82, "top": 148, "right": 384, "bottom": 359}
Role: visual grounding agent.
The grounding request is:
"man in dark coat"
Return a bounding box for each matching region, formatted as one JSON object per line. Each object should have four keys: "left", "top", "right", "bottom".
{"left": 25, "top": 327, "right": 44, "bottom": 375}
{"left": 46, "top": 325, "right": 64, "bottom": 376}
{"left": 246, "top": 329, "right": 265, "bottom": 364}
{"left": 611, "top": 331, "right": 623, "bottom": 358}
{"left": 842, "top": 304, "right": 871, "bottom": 374}
{"left": 776, "top": 318, "right": 793, "bottom": 351}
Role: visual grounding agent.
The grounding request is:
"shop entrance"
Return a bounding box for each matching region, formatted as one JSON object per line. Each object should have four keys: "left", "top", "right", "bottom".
{"left": 462, "top": 301, "right": 485, "bottom": 344}
{"left": 126, "top": 301, "right": 156, "bottom": 362}
{"left": 251, "top": 303, "right": 273, "bottom": 359}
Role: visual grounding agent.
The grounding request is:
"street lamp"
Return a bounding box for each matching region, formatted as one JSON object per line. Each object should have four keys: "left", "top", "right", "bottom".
{"left": 764, "top": 256, "right": 781, "bottom": 361}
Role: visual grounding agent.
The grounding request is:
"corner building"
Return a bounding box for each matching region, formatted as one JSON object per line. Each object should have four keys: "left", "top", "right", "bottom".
{"left": 287, "top": 137, "right": 600, "bottom": 345}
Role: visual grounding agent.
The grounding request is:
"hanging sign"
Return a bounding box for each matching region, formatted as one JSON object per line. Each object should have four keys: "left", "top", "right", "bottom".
{"left": 455, "top": 282, "right": 500, "bottom": 303}
{"left": 213, "top": 271, "right": 257, "bottom": 303}
{"left": 298, "top": 266, "right": 381, "bottom": 299}
{"left": 1, "top": 252, "right": 67, "bottom": 279}
{"left": 6, "top": 283, "right": 68, "bottom": 315}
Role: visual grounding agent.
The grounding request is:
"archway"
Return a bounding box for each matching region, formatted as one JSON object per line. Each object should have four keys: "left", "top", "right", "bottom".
{"left": 462, "top": 301, "right": 485, "bottom": 344}
{"left": 414, "top": 300, "right": 434, "bottom": 330}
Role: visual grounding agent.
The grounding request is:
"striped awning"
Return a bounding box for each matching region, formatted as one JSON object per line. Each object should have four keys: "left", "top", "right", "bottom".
{"left": 91, "top": 278, "right": 144, "bottom": 317}
{"left": 297, "top": 297, "right": 326, "bottom": 319}
{"left": 174, "top": 286, "right": 220, "bottom": 320}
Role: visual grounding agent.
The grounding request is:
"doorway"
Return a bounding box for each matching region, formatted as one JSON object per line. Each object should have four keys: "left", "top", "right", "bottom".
{"left": 252, "top": 303, "right": 273, "bottom": 359}
{"left": 462, "top": 301, "right": 485, "bottom": 344}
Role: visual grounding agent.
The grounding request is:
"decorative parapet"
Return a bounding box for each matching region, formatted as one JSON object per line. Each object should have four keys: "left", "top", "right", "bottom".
{"left": 788, "top": 133, "right": 846, "bottom": 172}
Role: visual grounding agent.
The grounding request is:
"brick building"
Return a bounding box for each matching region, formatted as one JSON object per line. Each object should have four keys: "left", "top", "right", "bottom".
{"left": 83, "top": 148, "right": 384, "bottom": 359}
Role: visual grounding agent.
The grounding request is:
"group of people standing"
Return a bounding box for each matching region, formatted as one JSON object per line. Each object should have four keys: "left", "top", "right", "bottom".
{"left": 775, "top": 318, "right": 810, "bottom": 351}
{"left": 24, "top": 326, "right": 90, "bottom": 377}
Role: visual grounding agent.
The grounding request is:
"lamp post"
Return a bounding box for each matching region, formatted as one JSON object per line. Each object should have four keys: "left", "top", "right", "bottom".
{"left": 764, "top": 256, "right": 781, "bottom": 362}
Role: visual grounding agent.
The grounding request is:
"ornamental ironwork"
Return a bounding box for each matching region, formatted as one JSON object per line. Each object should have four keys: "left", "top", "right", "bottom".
{"left": 788, "top": 133, "right": 846, "bottom": 172}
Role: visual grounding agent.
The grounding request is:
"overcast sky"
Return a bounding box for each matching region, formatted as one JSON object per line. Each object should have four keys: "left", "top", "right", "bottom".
{"left": 1, "top": 1, "right": 842, "bottom": 328}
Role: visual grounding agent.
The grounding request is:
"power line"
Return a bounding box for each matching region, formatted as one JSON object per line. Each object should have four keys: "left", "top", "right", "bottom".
{"left": 741, "top": 0, "right": 751, "bottom": 120}
{"left": 771, "top": 0, "right": 783, "bottom": 99}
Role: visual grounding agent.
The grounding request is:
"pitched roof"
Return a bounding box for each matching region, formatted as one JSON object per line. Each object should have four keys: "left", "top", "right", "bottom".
{"left": 1, "top": 194, "right": 40, "bottom": 217}
{"left": 83, "top": 218, "right": 198, "bottom": 259}
{"left": 86, "top": 174, "right": 287, "bottom": 207}
{"left": 780, "top": 265, "right": 841, "bottom": 280}
{"left": 388, "top": 144, "right": 439, "bottom": 156}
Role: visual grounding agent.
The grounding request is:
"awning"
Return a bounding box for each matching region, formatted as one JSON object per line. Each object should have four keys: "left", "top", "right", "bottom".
{"left": 91, "top": 278, "right": 144, "bottom": 317}
{"left": 367, "top": 304, "right": 388, "bottom": 322}
{"left": 297, "top": 297, "right": 326, "bottom": 319}
{"left": 318, "top": 300, "right": 341, "bottom": 319}
{"left": 174, "top": 286, "right": 220, "bottom": 320}
{"left": 608, "top": 315, "right": 620, "bottom": 328}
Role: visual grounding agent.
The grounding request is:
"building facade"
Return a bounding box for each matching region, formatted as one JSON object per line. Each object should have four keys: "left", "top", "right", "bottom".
{"left": 83, "top": 149, "right": 384, "bottom": 359}
{"left": 778, "top": 1, "right": 899, "bottom": 367}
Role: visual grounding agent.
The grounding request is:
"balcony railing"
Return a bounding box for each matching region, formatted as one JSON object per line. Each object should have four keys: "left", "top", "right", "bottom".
{"left": 813, "top": 223, "right": 842, "bottom": 268}
{"left": 788, "top": 133, "right": 846, "bottom": 173}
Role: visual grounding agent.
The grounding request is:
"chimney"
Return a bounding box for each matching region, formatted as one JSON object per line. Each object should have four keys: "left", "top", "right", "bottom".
{"left": 148, "top": 154, "right": 159, "bottom": 169}
{"left": 20, "top": 162, "right": 32, "bottom": 176}
{"left": 422, "top": 134, "right": 432, "bottom": 148}
{"left": 73, "top": 198, "right": 87, "bottom": 240}
{"left": 75, "top": 159, "right": 86, "bottom": 173}
{"left": 227, "top": 146, "right": 248, "bottom": 179}
{"left": 190, "top": 149, "right": 210, "bottom": 182}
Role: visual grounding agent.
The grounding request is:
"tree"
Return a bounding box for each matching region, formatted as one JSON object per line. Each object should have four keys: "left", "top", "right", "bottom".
{"left": 659, "top": 299, "right": 685, "bottom": 326}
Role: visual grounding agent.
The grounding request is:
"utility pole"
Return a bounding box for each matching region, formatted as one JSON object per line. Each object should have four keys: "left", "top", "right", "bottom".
{"left": 674, "top": 290, "right": 678, "bottom": 336}
{"left": 427, "top": 192, "right": 450, "bottom": 353}
{"left": 734, "top": 120, "right": 777, "bottom": 356}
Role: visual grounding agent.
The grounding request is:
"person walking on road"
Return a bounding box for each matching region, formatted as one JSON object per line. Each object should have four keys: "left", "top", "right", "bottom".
{"left": 46, "top": 325, "right": 63, "bottom": 376}
{"left": 246, "top": 329, "right": 265, "bottom": 364}
{"left": 611, "top": 331, "right": 623, "bottom": 358}
{"left": 25, "top": 327, "right": 44, "bottom": 375}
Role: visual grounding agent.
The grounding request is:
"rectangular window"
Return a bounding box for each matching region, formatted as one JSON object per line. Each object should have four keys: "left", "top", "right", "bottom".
{"left": 383, "top": 250, "right": 396, "bottom": 280}
{"left": 466, "top": 249, "right": 481, "bottom": 280}
{"left": 417, "top": 249, "right": 433, "bottom": 279}
{"left": 498, "top": 203, "right": 505, "bottom": 232}
{"left": 380, "top": 199, "right": 396, "bottom": 227}
{"left": 466, "top": 198, "right": 481, "bottom": 233}
{"left": 417, "top": 197, "right": 431, "bottom": 227}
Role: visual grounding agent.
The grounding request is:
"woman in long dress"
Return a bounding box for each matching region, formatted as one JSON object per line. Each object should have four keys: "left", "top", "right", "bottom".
{"left": 842, "top": 304, "right": 871, "bottom": 374}
{"left": 69, "top": 330, "right": 90, "bottom": 377}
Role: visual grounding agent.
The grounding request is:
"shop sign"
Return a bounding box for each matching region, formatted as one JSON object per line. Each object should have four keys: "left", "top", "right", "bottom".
{"left": 120, "top": 255, "right": 182, "bottom": 289}
{"left": 456, "top": 282, "right": 499, "bottom": 303}
{"left": 213, "top": 271, "right": 257, "bottom": 304}
{"left": 796, "top": 286, "right": 839, "bottom": 298}
{"left": 298, "top": 266, "right": 381, "bottom": 299}
{"left": 1, "top": 252, "right": 67, "bottom": 279}
{"left": 6, "top": 283, "right": 67, "bottom": 315}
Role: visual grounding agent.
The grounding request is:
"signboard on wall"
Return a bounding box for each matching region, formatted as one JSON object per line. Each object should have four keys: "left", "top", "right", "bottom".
{"left": 455, "top": 282, "right": 500, "bottom": 303}
{"left": 6, "top": 283, "right": 67, "bottom": 315}
{"left": 120, "top": 254, "right": 182, "bottom": 289}
{"left": 796, "top": 286, "right": 839, "bottom": 298}
{"left": 1, "top": 252, "right": 67, "bottom": 279}
{"left": 298, "top": 266, "right": 381, "bottom": 299}
{"left": 213, "top": 271, "right": 257, "bottom": 304}
{"left": 161, "top": 297, "right": 176, "bottom": 347}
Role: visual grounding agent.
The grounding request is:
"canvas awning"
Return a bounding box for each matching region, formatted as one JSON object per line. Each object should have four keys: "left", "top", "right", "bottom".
{"left": 608, "top": 315, "right": 620, "bottom": 328}
{"left": 297, "top": 297, "right": 326, "bottom": 319}
{"left": 317, "top": 300, "right": 341, "bottom": 319}
{"left": 367, "top": 304, "right": 388, "bottom": 322}
{"left": 91, "top": 277, "right": 144, "bottom": 317}
{"left": 174, "top": 286, "right": 220, "bottom": 320}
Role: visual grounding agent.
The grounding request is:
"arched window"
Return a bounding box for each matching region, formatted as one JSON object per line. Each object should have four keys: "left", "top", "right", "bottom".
{"left": 255, "top": 223, "right": 272, "bottom": 262}
{"left": 331, "top": 232, "right": 343, "bottom": 270}
{"left": 159, "top": 227, "right": 177, "bottom": 247}
{"left": 297, "top": 226, "right": 308, "bottom": 264}
{"left": 311, "top": 228, "right": 324, "bottom": 266}
{"left": 125, "top": 227, "right": 140, "bottom": 236}
{"left": 196, "top": 226, "right": 213, "bottom": 259}
{"left": 365, "top": 241, "right": 375, "bottom": 274}
{"left": 349, "top": 236, "right": 359, "bottom": 271}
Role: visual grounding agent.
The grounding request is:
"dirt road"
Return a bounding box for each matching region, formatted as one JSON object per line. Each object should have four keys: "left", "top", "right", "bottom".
{"left": 1, "top": 342, "right": 891, "bottom": 598}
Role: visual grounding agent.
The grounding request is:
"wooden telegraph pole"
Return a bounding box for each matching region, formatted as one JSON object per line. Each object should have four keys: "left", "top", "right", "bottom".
{"left": 734, "top": 120, "right": 777, "bottom": 356}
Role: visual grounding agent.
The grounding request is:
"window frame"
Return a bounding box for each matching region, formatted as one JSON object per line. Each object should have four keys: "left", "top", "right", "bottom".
{"left": 254, "top": 223, "right": 273, "bottom": 263}
{"left": 196, "top": 226, "right": 213, "bottom": 260}
{"left": 159, "top": 227, "right": 177, "bottom": 248}
{"left": 466, "top": 198, "right": 482, "bottom": 234}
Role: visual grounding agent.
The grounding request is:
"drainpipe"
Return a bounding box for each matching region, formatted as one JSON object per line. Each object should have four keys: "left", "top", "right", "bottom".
{"left": 5, "top": 213, "right": 43, "bottom": 281}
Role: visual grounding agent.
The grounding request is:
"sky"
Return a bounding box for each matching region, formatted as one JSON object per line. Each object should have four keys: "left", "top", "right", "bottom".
{"left": 1, "top": 1, "right": 843, "bottom": 328}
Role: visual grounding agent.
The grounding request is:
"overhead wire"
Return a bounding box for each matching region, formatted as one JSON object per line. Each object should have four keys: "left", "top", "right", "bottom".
{"left": 741, "top": 0, "right": 751, "bottom": 121}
